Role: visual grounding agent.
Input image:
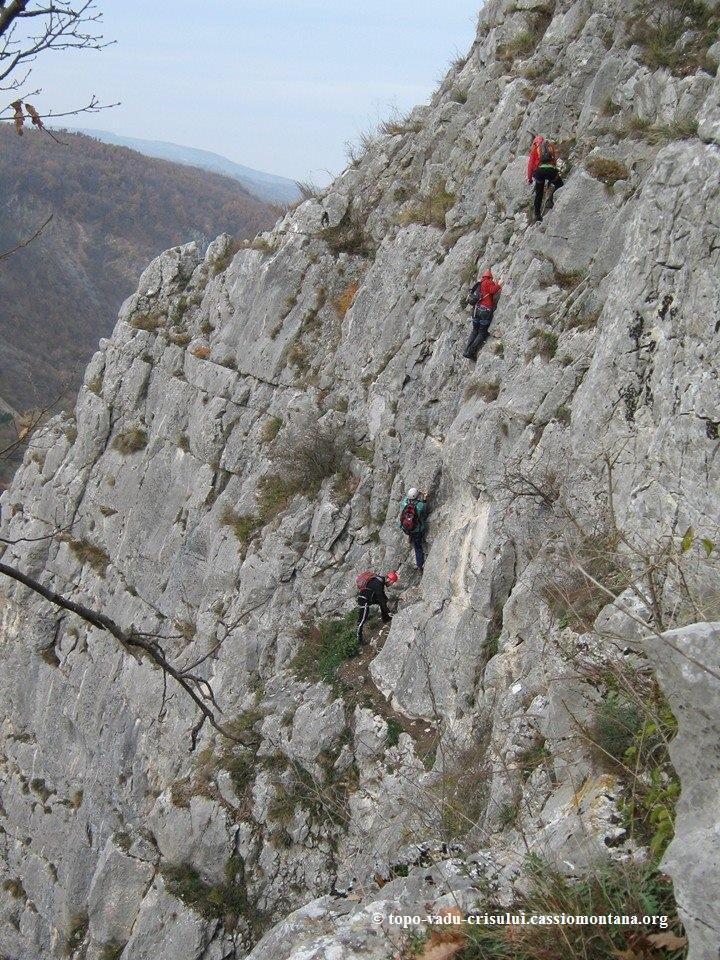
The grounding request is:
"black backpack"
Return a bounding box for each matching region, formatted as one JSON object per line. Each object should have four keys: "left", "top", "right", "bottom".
{"left": 467, "top": 283, "right": 481, "bottom": 307}
{"left": 400, "top": 501, "right": 419, "bottom": 534}
{"left": 539, "top": 139, "right": 554, "bottom": 164}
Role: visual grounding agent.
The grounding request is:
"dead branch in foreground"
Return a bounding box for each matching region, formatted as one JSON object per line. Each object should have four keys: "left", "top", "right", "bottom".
{"left": 0, "top": 560, "right": 236, "bottom": 745}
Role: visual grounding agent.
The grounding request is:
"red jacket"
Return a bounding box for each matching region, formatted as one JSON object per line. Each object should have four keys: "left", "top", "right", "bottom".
{"left": 527, "top": 135, "right": 556, "bottom": 181}
{"left": 477, "top": 274, "right": 502, "bottom": 310}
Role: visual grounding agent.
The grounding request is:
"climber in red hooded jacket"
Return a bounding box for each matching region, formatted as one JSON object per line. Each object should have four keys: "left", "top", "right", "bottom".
{"left": 463, "top": 268, "right": 502, "bottom": 361}
{"left": 527, "top": 134, "right": 563, "bottom": 222}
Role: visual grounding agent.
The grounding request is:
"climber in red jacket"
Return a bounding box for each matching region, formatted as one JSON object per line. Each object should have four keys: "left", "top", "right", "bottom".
{"left": 463, "top": 268, "right": 502, "bottom": 360}
{"left": 528, "top": 134, "right": 564, "bottom": 222}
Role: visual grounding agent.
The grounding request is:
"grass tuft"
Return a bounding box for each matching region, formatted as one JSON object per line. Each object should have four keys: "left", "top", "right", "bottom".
{"left": 464, "top": 380, "right": 500, "bottom": 403}
{"left": 210, "top": 239, "right": 243, "bottom": 275}
{"left": 220, "top": 508, "right": 262, "bottom": 547}
{"left": 99, "top": 943, "right": 127, "bottom": 960}
{"left": 379, "top": 112, "right": 423, "bottom": 136}
{"left": 65, "top": 913, "right": 89, "bottom": 955}
{"left": 129, "top": 312, "right": 162, "bottom": 331}
{"left": 433, "top": 739, "right": 491, "bottom": 840}
{"left": 292, "top": 614, "right": 359, "bottom": 684}
{"left": 585, "top": 157, "right": 630, "bottom": 186}
{"left": 455, "top": 858, "right": 684, "bottom": 959}
{"left": 529, "top": 329, "right": 559, "bottom": 360}
{"left": 69, "top": 539, "right": 111, "bottom": 576}
{"left": 112, "top": 425, "right": 148, "bottom": 455}
{"left": 161, "top": 861, "right": 255, "bottom": 930}
{"left": 321, "top": 209, "right": 374, "bottom": 258}
{"left": 543, "top": 530, "right": 630, "bottom": 631}
{"left": 397, "top": 186, "right": 456, "bottom": 229}
{"left": 554, "top": 267, "right": 584, "bottom": 290}
{"left": 627, "top": 0, "right": 719, "bottom": 76}
{"left": 261, "top": 415, "right": 283, "bottom": 444}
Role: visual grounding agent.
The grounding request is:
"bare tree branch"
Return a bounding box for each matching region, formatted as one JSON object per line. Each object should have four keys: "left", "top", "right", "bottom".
{"left": 0, "top": 520, "right": 74, "bottom": 545}
{"left": 0, "top": 2, "right": 34, "bottom": 40}
{"left": 0, "top": 1, "right": 115, "bottom": 130}
{"left": 0, "top": 385, "right": 67, "bottom": 463}
{"left": 0, "top": 1, "right": 112, "bottom": 83}
{"left": 0, "top": 559, "right": 240, "bottom": 741}
{"left": 0, "top": 94, "right": 118, "bottom": 120}
{"left": 0, "top": 211, "right": 51, "bottom": 260}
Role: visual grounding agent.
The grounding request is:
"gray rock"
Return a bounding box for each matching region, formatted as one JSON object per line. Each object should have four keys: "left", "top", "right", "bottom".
{"left": 1, "top": 1, "right": 719, "bottom": 958}
{"left": 647, "top": 622, "right": 720, "bottom": 960}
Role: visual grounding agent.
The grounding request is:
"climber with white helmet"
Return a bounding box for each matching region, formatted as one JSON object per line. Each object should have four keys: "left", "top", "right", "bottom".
{"left": 399, "top": 487, "right": 428, "bottom": 571}
{"left": 464, "top": 268, "right": 502, "bottom": 360}
{"left": 355, "top": 569, "right": 398, "bottom": 645}
{"left": 527, "top": 134, "right": 564, "bottom": 223}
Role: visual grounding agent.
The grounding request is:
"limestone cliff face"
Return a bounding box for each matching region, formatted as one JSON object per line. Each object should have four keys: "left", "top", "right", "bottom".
{"left": 1, "top": 1, "right": 719, "bottom": 959}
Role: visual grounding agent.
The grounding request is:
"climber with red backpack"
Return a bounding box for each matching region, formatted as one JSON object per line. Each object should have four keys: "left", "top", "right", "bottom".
{"left": 527, "top": 134, "right": 564, "bottom": 223}
{"left": 356, "top": 569, "right": 398, "bottom": 645}
{"left": 399, "top": 487, "right": 428, "bottom": 571}
{"left": 464, "top": 268, "right": 502, "bottom": 360}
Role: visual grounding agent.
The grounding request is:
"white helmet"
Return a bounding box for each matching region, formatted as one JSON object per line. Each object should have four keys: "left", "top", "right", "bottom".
{"left": 407, "top": 487, "right": 419, "bottom": 499}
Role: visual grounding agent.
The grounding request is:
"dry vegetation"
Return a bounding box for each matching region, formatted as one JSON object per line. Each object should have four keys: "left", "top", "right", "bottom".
{"left": 321, "top": 208, "right": 374, "bottom": 258}
{"left": 221, "top": 424, "right": 362, "bottom": 554}
{"left": 397, "top": 186, "right": 456, "bottom": 229}
{"left": 529, "top": 329, "right": 559, "bottom": 360}
{"left": 68, "top": 539, "right": 111, "bottom": 576}
{"left": 585, "top": 157, "right": 630, "bottom": 186}
{"left": 333, "top": 281, "right": 360, "bottom": 318}
{"left": 111, "top": 425, "right": 149, "bottom": 455}
{"left": 627, "top": 0, "right": 720, "bottom": 74}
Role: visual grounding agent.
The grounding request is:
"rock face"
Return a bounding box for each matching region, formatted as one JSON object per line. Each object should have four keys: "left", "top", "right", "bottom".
{"left": 1, "top": 1, "right": 719, "bottom": 958}
{"left": 648, "top": 623, "right": 720, "bottom": 960}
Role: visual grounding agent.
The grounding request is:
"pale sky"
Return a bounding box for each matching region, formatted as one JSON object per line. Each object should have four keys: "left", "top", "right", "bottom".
{"left": 29, "top": 1, "right": 481, "bottom": 183}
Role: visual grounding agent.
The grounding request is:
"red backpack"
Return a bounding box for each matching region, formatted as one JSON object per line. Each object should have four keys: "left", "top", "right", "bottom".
{"left": 400, "top": 502, "right": 419, "bottom": 534}
{"left": 356, "top": 570, "right": 375, "bottom": 591}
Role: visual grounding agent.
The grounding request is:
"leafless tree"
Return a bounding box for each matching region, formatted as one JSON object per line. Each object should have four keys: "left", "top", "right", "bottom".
{"left": 0, "top": 1, "right": 111, "bottom": 94}
{"left": 0, "top": 0, "right": 117, "bottom": 142}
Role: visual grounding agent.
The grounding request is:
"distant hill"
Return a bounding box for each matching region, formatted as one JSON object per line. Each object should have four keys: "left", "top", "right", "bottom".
{"left": 71, "top": 128, "right": 301, "bottom": 205}
{"left": 0, "top": 127, "right": 277, "bottom": 480}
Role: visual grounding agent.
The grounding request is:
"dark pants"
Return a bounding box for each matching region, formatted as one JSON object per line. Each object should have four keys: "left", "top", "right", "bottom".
{"left": 357, "top": 588, "right": 391, "bottom": 645}
{"left": 409, "top": 531, "right": 425, "bottom": 570}
{"left": 464, "top": 319, "right": 492, "bottom": 360}
{"left": 533, "top": 166, "right": 564, "bottom": 219}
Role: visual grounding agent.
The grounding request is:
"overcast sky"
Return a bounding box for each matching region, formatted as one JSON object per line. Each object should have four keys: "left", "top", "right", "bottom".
{"left": 32, "top": 0, "right": 480, "bottom": 183}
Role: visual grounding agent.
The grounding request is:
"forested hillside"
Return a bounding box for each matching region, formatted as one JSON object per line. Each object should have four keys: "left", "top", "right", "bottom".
{"left": 73, "top": 128, "right": 301, "bottom": 204}
{"left": 0, "top": 128, "right": 276, "bottom": 478}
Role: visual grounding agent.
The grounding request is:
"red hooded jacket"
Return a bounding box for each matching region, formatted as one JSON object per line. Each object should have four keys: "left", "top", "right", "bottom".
{"left": 475, "top": 272, "right": 502, "bottom": 310}
{"left": 527, "top": 135, "right": 557, "bottom": 181}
